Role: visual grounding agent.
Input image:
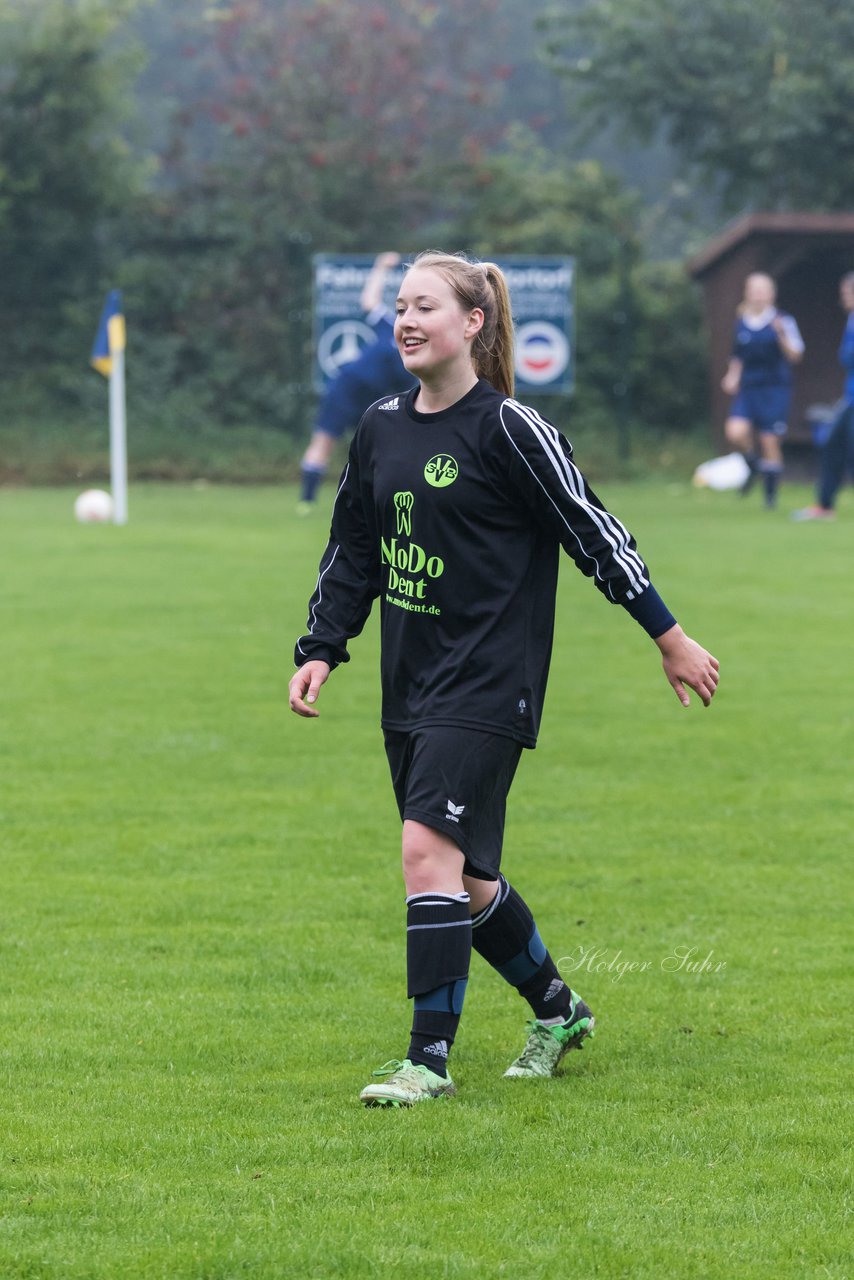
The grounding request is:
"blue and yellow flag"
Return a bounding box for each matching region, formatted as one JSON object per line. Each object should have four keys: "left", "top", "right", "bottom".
{"left": 90, "top": 290, "right": 126, "bottom": 378}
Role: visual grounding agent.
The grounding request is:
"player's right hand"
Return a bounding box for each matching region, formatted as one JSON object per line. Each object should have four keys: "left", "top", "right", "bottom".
{"left": 289, "top": 661, "right": 331, "bottom": 718}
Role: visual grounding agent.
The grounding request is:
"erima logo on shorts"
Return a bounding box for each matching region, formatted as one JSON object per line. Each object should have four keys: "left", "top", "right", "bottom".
{"left": 378, "top": 396, "right": 399, "bottom": 411}
{"left": 446, "top": 800, "right": 465, "bottom": 823}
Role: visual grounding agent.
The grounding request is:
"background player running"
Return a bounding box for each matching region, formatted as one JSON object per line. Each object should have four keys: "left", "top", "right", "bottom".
{"left": 297, "top": 252, "right": 416, "bottom": 513}
{"left": 793, "top": 271, "right": 854, "bottom": 522}
{"left": 290, "top": 251, "right": 719, "bottom": 1108}
{"left": 721, "top": 272, "right": 804, "bottom": 509}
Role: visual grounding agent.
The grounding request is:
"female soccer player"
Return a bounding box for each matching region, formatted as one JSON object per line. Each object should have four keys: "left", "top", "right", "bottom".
{"left": 297, "top": 252, "right": 416, "bottom": 513}
{"left": 290, "top": 251, "right": 719, "bottom": 1107}
{"left": 793, "top": 271, "right": 854, "bottom": 521}
{"left": 721, "top": 272, "right": 804, "bottom": 509}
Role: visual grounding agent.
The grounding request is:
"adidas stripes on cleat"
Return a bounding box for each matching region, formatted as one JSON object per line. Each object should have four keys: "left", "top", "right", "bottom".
{"left": 504, "top": 991, "right": 595, "bottom": 1079}
{"left": 360, "top": 1059, "right": 457, "bottom": 1107}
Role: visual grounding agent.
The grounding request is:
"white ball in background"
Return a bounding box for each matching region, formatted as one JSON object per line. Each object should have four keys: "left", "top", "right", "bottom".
{"left": 692, "top": 453, "right": 750, "bottom": 491}
{"left": 74, "top": 489, "right": 114, "bottom": 523}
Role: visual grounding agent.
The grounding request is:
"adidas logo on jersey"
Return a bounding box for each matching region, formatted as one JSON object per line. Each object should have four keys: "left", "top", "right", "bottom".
{"left": 378, "top": 396, "right": 399, "bottom": 411}
{"left": 422, "top": 1039, "right": 449, "bottom": 1059}
{"left": 446, "top": 800, "right": 465, "bottom": 823}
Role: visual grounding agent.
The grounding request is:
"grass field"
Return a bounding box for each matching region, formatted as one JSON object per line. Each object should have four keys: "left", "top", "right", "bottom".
{"left": 1, "top": 480, "right": 851, "bottom": 1279}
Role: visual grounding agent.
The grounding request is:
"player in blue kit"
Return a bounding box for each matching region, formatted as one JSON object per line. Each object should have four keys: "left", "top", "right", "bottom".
{"left": 298, "top": 253, "right": 416, "bottom": 513}
{"left": 721, "top": 272, "right": 804, "bottom": 509}
{"left": 290, "top": 251, "right": 719, "bottom": 1107}
{"left": 793, "top": 272, "right": 854, "bottom": 521}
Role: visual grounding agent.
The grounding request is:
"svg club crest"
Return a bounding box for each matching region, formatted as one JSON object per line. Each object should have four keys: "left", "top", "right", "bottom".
{"left": 424, "top": 454, "right": 459, "bottom": 488}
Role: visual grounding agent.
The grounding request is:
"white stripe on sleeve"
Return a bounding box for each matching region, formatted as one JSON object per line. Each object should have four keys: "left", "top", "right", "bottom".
{"left": 501, "top": 400, "right": 649, "bottom": 596}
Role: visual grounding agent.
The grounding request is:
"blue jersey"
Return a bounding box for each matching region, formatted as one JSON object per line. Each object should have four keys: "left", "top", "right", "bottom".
{"left": 316, "top": 310, "right": 416, "bottom": 439}
{"left": 733, "top": 309, "right": 802, "bottom": 390}
{"left": 839, "top": 313, "right": 854, "bottom": 403}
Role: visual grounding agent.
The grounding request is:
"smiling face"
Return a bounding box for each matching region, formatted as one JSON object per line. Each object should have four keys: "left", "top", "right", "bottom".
{"left": 394, "top": 266, "right": 484, "bottom": 383}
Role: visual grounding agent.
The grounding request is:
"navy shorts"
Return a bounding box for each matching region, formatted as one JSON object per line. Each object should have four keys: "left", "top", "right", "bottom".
{"left": 315, "top": 345, "right": 414, "bottom": 439}
{"left": 730, "top": 386, "right": 790, "bottom": 436}
{"left": 383, "top": 726, "right": 523, "bottom": 880}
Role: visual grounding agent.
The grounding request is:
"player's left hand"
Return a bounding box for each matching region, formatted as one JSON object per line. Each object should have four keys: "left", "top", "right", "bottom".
{"left": 654, "top": 624, "right": 719, "bottom": 708}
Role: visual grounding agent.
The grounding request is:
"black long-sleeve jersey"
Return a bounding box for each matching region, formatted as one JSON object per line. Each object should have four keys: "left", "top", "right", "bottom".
{"left": 295, "top": 379, "right": 676, "bottom": 748}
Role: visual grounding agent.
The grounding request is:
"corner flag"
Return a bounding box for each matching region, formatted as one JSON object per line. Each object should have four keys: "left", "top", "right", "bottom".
{"left": 90, "top": 289, "right": 128, "bottom": 524}
{"left": 91, "top": 289, "right": 126, "bottom": 377}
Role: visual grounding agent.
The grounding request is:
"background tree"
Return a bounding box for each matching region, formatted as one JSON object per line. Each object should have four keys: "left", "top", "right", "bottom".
{"left": 544, "top": 0, "right": 854, "bottom": 212}
{"left": 122, "top": 0, "right": 554, "bottom": 431}
{"left": 1, "top": 0, "right": 710, "bottom": 477}
{"left": 0, "top": 0, "right": 144, "bottom": 387}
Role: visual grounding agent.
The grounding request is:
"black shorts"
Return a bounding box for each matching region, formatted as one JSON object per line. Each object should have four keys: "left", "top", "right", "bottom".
{"left": 383, "top": 725, "right": 523, "bottom": 880}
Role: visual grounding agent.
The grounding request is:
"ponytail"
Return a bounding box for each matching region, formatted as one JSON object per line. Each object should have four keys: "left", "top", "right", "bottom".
{"left": 478, "top": 263, "right": 515, "bottom": 398}
{"left": 407, "top": 251, "right": 516, "bottom": 398}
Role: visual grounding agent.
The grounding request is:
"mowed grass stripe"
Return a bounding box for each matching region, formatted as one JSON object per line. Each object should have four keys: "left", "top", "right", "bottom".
{"left": 0, "top": 482, "right": 849, "bottom": 1279}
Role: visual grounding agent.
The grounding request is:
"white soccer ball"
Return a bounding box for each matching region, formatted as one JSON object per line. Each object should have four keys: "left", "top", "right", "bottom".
{"left": 74, "top": 489, "right": 114, "bottom": 523}
{"left": 692, "top": 452, "right": 750, "bottom": 491}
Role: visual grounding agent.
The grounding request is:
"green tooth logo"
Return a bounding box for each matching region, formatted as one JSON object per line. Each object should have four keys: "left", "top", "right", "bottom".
{"left": 394, "top": 491, "right": 414, "bottom": 535}
{"left": 424, "top": 454, "right": 458, "bottom": 488}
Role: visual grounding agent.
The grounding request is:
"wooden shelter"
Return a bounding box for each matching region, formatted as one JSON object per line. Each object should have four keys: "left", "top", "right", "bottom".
{"left": 688, "top": 213, "right": 854, "bottom": 441}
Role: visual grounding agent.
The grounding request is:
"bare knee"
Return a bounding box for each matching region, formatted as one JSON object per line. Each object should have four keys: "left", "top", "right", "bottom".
{"left": 463, "top": 874, "right": 500, "bottom": 915}
{"left": 759, "top": 433, "right": 783, "bottom": 464}
{"left": 402, "top": 821, "right": 465, "bottom": 896}
{"left": 725, "top": 417, "right": 751, "bottom": 449}
{"left": 302, "top": 431, "right": 335, "bottom": 469}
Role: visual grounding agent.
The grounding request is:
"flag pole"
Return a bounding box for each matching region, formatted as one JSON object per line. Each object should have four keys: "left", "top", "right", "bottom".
{"left": 109, "top": 344, "right": 128, "bottom": 525}
{"left": 91, "top": 290, "right": 129, "bottom": 525}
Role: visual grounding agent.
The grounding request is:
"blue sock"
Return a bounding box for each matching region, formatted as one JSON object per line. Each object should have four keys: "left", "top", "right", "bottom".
{"left": 758, "top": 459, "right": 783, "bottom": 508}
{"left": 300, "top": 463, "right": 326, "bottom": 503}
{"left": 406, "top": 892, "right": 471, "bottom": 1077}
{"left": 471, "top": 875, "right": 572, "bottom": 1021}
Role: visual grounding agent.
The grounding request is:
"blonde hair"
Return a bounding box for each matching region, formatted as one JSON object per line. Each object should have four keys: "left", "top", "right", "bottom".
{"left": 407, "top": 250, "right": 515, "bottom": 397}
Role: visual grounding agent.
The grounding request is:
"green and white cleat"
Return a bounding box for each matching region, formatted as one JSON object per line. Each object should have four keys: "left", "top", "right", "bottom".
{"left": 360, "top": 1058, "right": 457, "bottom": 1108}
{"left": 504, "top": 991, "right": 595, "bottom": 1079}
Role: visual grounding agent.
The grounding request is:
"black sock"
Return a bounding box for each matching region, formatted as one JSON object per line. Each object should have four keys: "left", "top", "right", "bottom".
{"left": 300, "top": 463, "right": 326, "bottom": 502}
{"left": 471, "top": 876, "right": 571, "bottom": 1021}
{"left": 740, "top": 452, "right": 759, "bottom": 494}
{"left": 758, "top": 459, "right": 783, "bottom": 507}
{"left": 405, "top": 892, "right": 471, "bottom": 1076}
